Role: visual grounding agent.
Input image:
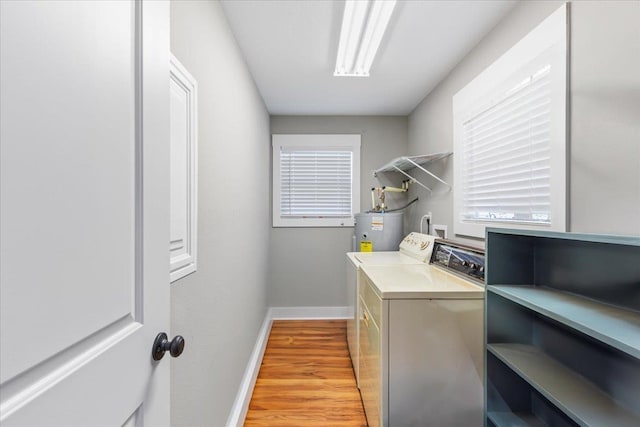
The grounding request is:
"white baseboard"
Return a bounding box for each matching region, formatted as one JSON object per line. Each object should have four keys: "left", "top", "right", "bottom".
{"left": 270, "top": 306, "right": 350, "bottom": 320}
{"left": 225, "top": 305, "right": 351, "bottom": 426}
{"left": 225, "top": 308, "right": 273, "bottom": 427}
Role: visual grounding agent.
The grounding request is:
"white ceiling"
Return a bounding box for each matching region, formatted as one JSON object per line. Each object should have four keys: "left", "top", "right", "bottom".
{"left": 220, "top": 0, "right": 517, "bottom": 115}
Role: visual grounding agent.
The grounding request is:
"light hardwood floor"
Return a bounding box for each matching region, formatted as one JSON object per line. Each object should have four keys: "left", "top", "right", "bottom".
{"left": 244, "top": 320, "right": 368, "bottom": 427}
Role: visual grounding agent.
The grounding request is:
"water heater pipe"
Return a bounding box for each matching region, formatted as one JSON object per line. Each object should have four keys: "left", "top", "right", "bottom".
{"left": 366, "top": 197, "right": 418, "bottom": 213}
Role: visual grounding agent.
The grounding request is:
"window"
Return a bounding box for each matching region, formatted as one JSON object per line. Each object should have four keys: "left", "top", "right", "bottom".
{"left": 273, "top": 134, "right": 360, "bottom": 227}
{"left": 453, "top": 4, "right": 567, "bottom": 238}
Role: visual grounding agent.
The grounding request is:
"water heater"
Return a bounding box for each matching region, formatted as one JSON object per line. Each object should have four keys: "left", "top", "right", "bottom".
{"left": 354, "top": 212, "right": 404, "bottom": 252}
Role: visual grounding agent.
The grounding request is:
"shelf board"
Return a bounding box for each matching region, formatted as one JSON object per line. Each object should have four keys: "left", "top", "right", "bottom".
{"left": 488, "top": 344, "right": 640, "bottom": 427}
{"left": 486, "top": 227, "right": 640, "bottom": 246}
{"left": 374, "top": 153, "right": 451, "bottom": 174}
{"left": 487, "top": 285, "right": 640, "bottom": 359}
{"left": 487, "top": 411, "right": 545, "bottom": 427}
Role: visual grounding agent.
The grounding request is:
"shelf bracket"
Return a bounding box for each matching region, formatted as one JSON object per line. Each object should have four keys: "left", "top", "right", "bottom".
{"left": 403, "top": 157, "right": 450, "bottom": 188}
{"left": 392, "top": 165, "right": 433, "bottom": 193}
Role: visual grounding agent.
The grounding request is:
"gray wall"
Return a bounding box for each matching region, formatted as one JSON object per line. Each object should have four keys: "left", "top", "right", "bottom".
{"left": 269, "top": 116, "right": 409, "bottom": 307}
{"left": 408, "top": 0, "right": 640, "bottom": 243}
{"left": 170, "top": 1, "right": 271, "bottom": 426}
{"left": 570, "top": 1, "right": 640, "bottom": 235}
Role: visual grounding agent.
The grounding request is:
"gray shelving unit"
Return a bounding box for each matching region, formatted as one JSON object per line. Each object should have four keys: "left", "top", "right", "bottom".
{"left": 485, "top": 228, "right": 640, "bottom": 427}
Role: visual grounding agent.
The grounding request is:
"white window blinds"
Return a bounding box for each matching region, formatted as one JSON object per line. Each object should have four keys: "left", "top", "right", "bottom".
{"left": 453, "top": 3, "right": 566, "bottom": 238}
{"left": 279, "top": 149, "right": 353, "bottom": 219}
{"left": 272, "top": 134, "right": 361, "bottom": 227}
{"left": 461, "top": 65, "right": 552, "bottom": 225}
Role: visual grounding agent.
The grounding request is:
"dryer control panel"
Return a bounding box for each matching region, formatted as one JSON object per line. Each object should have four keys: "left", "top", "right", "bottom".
{"left": 430, "top": 240, "right": 485, "bottom": 283}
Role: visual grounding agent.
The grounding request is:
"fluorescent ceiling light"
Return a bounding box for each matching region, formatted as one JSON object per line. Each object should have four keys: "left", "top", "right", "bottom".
{"left": 334, "top": 0, "right": 397, "bottom": 77}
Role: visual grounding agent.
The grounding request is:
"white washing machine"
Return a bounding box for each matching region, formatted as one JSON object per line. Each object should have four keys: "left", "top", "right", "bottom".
{"left": 358, "top": 240, "right": 485, "bottom": 427}
{"left": 345, "top": 232, "right": 436, "bottom": 387}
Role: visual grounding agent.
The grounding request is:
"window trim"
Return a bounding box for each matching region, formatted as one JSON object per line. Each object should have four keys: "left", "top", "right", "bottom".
{"left": 453, "top": 3, "right": 567, "bottom": 238}
{"left": 272, "top": 134, "right": 361, "bottom": 228}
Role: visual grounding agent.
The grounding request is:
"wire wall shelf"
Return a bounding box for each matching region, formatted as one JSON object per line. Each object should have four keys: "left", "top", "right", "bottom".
{"left": 373, "top": 152, "right": 452, "bottom": 193}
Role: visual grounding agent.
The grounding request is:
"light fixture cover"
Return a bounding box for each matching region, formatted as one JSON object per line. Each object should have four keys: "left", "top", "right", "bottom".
{"left": 334, "top": 0, "right": 397, "bottom": 77}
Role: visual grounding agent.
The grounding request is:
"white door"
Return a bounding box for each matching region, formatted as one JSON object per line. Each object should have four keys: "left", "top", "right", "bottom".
{"left": 0, "top": 1, "right": 172, "bottom": 425}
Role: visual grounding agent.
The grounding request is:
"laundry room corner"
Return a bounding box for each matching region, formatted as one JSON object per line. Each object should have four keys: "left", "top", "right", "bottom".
{"left": 268, "top": 116, "right": 409, "bottom": 310}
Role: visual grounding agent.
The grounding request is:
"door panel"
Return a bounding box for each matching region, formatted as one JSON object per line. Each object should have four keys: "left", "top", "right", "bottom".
{"left": 0, "top": 1, "right": 170, "bottom": 425}
{"left": 1, "top": 0, "right": 137, "bottom": 384}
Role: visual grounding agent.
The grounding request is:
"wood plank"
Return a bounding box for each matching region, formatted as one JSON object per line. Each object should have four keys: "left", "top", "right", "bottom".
{"left": 244, "top": 320, "right": 367, "bottom": 427}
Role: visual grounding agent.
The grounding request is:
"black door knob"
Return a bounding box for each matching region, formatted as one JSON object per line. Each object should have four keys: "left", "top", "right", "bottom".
{"left": 152, "top": 332, "right": 185, "bottom": 361}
